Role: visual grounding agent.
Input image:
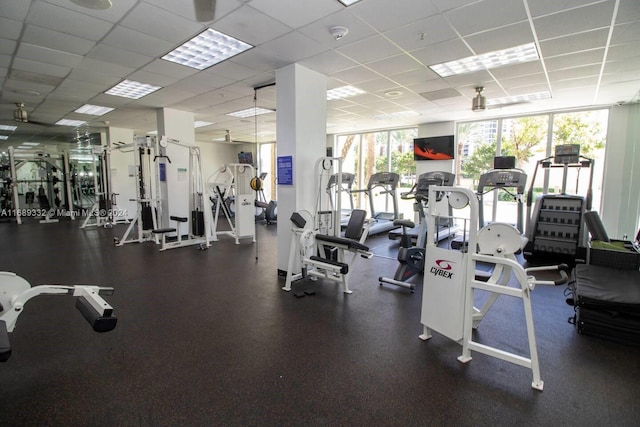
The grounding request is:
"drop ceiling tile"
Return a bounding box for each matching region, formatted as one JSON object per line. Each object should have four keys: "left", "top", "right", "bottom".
{"left": 250, "top": 0, "right": 341, "bottom": 29}
{"left": 12, "top": 57, "right": 71, "bottom": 78}
{"left": 16, "top": 42, "right": 84, "bottom": 68}
{"left": 208, "top": 60, "right": 260, "bottom": 82}
{"left": 125, "top": 70, "right": 183, "bottom": 88}
{"left": 365, "top": 54, "right": 422, "bottom": 77}
{"left": 445, "top": 0, "right": 528, "bottom": 37}
{"left": 42, "top": 0, "right": 138, "bottom": 23}
{"left": 75, "top": 57, "right": 136, "bottom": 78}
{"left": 230, "top": 49, "right": 288, "bottom": 72}
{"left": 134, "top": 87, "right": 196, "bottom": 108}
{"left": 499, "top": 73, "right": 548, "bottom": 90}
{"left": 299, "top": 51, "right": 358, "bottom": 75}
{"left": 88, "top": 45, "right": 155, "bottom": 69}
{"left": 545, "top": 49, "right": 605, "bottom": 71}
{"left": 390, "top": 67, "right": 439, "bottom": 86}
{"left": 611, "top": 21, "right": 640, "bottom": 45}
{"left": 607, "top": 43, "right": 640, "bottom": 62}
{"left": 22, "top": 24, "right": 95, "bottom": 56}
{"left": 212, "top": 5, "right": 293, "bottom": 46}
{"left": 89, "top": 93, "right": 135, "bottom": 108}
{"left": 465, "top": 21, "right": 535, "bottom": 55}
{"left": 121, "top": 2, "right": 205, "bottom": 44}
{"left": 604, "top": 56, "right": 640, "bottom": 73}
{"left": 53, "top": 80, "right": 112, "bottom": 101}
{"left": 349, "top": 0, "right": 439, "bottom": 33}
{"left": 331, "top": 65, "right": 381, "bottom": 85}
{"left": 0, "top": 17, "right": 23, "bottom": 40}
{"left": 527, "top": 0, "right": 607, "bottom": 18}
{"left": 548, "top": 64, "right": 602, "bottom": 81}
{"left": 102, "top": 27, "right": 176, "bottom": 58}
{"left": 601, "top": 70, "right": 640, "bottom": 85}
{"left": 67, "top": 69, "right": 121, "bottom": 86}
{"left": 262, "top": 31, "right": 329, "bottom": 63}
{"left": 356, "top": 78, "right": 402, "bottom": 93}
{"left": 534, "top": 1, "right": 616, "bottom": 40}
{"left": 384, "top": 14, "right": 457, "bottom": 53}
{"left": 538, "top": 28, "right": 609, "bottom": 57}
{"left": 27, "top": 2, "right": 112, "bottom": 41}
{"left": 411, "top": 38, "right": 474, "bottom": 67}
{"left": 337, "top": 35, "right": 404, "bottom": 64}
{"left": 2, "top": 78, "right": 57, "bottom": 96}
{"left": 551, "top": 76, "right": 599, "bottom": 90}
{"left": 0, "top": 38, "right": 16, "bottom": 55}
{"left": 0, "top": 0, "right": 30, "bottom": 21}
{"left": 616, "top": 0, "right": 640, "bottom": 24}
{"left": 140, "top": 59, "right": 200, "bottom": 80}
{"left": 170, "top": 72, "right": 236, "bottom": 95}
{"left": 298, "top": 8, "right": 376, "bottom": 46}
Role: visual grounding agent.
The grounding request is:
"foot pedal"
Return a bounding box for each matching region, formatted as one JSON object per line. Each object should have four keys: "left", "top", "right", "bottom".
{"left": 294, "top": 292, "right": 306, "bottom": 298}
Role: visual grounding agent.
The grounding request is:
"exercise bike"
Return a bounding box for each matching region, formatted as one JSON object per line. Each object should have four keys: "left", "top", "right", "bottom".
{"left": 379, "top": 172, "right": 454, "bottom": 291}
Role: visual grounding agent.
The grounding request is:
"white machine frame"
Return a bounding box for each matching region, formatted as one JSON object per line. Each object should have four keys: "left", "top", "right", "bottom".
{"left": 208, "top": 163, "right": 256, "bottom": 245}
{"left": 115, "top": 136, "right": 161, "bottom": 246}
{"left": 283, "top": 157, "right": 373, "bottom": 294}
{"left": 0, "top": 271, "right": 117, "bottom": 362}
{"left": 419, "top": 186, "right": 565, "bottom": 391}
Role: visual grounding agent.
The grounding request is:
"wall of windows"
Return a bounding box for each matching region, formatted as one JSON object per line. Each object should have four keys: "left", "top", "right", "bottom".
{"left": 457, "top": 109, "right": 608, "bottom": 228}
{"left": 336, "top": 128, "right": 417, "bottom": 219}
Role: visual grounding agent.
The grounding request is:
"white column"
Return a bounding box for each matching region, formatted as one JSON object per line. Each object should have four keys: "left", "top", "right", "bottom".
{"left": 276, "top": 64, "right": 327, "bottom": 273}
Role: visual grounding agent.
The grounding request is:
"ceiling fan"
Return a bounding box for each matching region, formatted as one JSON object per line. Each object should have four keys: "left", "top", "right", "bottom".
{"left": 193, "top": 0, "right": 216, "bottom": 22}
{"left": 222, "top": 130, "right": 250, "bottom": 145}
{"left": 471, "top": 87, "right": 531, "bottom": 112}
{"left": 8, "top": 103, "right": 51, "bottom": 127}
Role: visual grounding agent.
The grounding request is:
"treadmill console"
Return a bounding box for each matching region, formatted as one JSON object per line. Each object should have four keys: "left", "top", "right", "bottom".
{"left": 369, "top": 172, "right": 400, "bottom": 189}
{"left": 477, "top": 169, "right": 527, "bottom": 194}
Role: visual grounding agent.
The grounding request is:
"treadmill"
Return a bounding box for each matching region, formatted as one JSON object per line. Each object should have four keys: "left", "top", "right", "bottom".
{"left": 352, "top": 172, "right": 401, "bottom": 236}
{"left": 326, "top": 172, "right": 356, "bottom": 225}
{"left": 389, "top": 171, "right": 459, "bottom": 244}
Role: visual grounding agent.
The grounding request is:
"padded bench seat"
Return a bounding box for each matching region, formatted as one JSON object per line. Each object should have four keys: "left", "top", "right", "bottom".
{"left": 314, "top": 234, "right": 370, "bottom": 252}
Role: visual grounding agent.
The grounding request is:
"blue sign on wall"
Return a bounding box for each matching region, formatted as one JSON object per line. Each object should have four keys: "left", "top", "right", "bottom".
{"left": 277, "top": 155, "right": 293, "bottom": 185}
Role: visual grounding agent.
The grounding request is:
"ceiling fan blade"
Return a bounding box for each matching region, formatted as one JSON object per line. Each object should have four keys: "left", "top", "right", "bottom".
{"left": 193, "top": 0, "right": 216, "bottom": 22}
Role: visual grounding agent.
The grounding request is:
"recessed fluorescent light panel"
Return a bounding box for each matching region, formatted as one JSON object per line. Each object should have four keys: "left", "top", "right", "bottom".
{"left": 55, "top": 119, "right": 87, "bottom": 127}
{"left": 194, "top": 121, "right": 214, "bottom": 128}
{"left": 327, "top": 85, "right": 365, "bottom": 100}
{"left": 226, "top": 107, "right": 274, "bottom": 118}
{"left": 0, "top": 135, "right": 8, "bottom": 140}
{"left": 21, "top": 142, "right": 40, "bottom": 146}
{"left": 430, "top": 43, "right": 539, "bottom": 77}
{"left": 0, "top": 125, "right": 17, "bottom": 131}
{"left": 105, "top": 79, "right": 162, "bottom": 99}
{"left": 162, "top": 28, "right": 253, "bottom": 70}
{"left": 487, "top": 91, "right": 551, "bottom": 106}
{"left": 74, "top": 104, "right": 115, "bottom": 116}
{"left": 337, "top": 0, "right": 362, "bottom": 6}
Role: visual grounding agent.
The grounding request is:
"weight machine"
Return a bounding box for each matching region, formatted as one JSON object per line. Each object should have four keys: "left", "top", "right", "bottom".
{"left": 284, "top": 157, "right": 373, "bottom": 295}
{"left": 80, "top": 146, "right": 117, "bottom": 229}
{"left": 114, "top": 136, "right": 161, "bottom": 246}
{"left": 419, "top": 185, "right": 568, "bottom": 390}
{"left": 524, "top": 144, "right": 594, "bottom": 264}
{"left": 0, "top": 271, "right": 117, "bottom": 362}
{"left": 151, "top": 136, "right": 211, "bottom": 251}
{"left": 208, "top": 163, "right": 256, "bottom": 244}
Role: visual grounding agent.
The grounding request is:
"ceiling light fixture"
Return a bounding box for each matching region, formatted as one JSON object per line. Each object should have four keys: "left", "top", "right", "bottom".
{"left": 70, "top": 0, "right": 113, "bottom": 10}
{"left": 327, "top": 85, "right": 365, "bottom": 100}
{"left": 0, "top": 125, "right": 18, "bottom": 131}
{"left": 162, "top": 28, "right": 253, "bottom": 70}
{"left": 75, "top": 104, "right": 115, "bottom": 116}
{"left": 487, "top": 91, "right": 551, "bottom": 107}
{"left": 337, "top": 0, "right": 362, "bottom": 6}
{"left": 430, "top": 43, "right": 539, "bottom": 77}
{"left": 55, "top": 119, "right": 87, "bottom": 127}
{"left": 105, "top": 79, "right": 162, "bottom": 99}
{"left": 226, "top": 107, "right": 274, "bottom": 118}
{"left": 472, "top": 87, "right": 486, "bottom": 112}
{"left": 194, "top": 121, "right": 214, "bottom": 128}
{"left": 0, "top": 136, "right": 8, "bottom": 140}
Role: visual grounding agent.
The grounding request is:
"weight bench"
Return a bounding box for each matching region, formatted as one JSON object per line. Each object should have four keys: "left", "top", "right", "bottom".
{"left": 153, "top": 215, "right": 188, "bottom": 251}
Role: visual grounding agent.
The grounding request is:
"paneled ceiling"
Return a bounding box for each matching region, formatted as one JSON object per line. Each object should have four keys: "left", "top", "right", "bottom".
{"left": 0, "top": 0, "right": 639, "bottom": 148}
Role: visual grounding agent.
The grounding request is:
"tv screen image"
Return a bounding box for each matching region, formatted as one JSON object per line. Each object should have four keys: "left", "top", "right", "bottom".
{"left": 413, "top": 136, "right": 455, "bottom": 161}
{"left": 238, "top": 151, "right": 254, "bottom": 165}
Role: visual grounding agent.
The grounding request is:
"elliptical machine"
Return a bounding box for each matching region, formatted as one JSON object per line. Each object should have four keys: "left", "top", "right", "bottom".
{"left": 379, "top": 171, "right": 455, "bottom": 291}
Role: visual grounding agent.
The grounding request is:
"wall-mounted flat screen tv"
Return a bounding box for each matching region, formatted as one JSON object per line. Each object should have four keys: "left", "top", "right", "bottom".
{"left": 238, "top": 151, "right": 254, "bottom": 165}
{"left": 413, "top": 135, "right": 455, "bottom": 161}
